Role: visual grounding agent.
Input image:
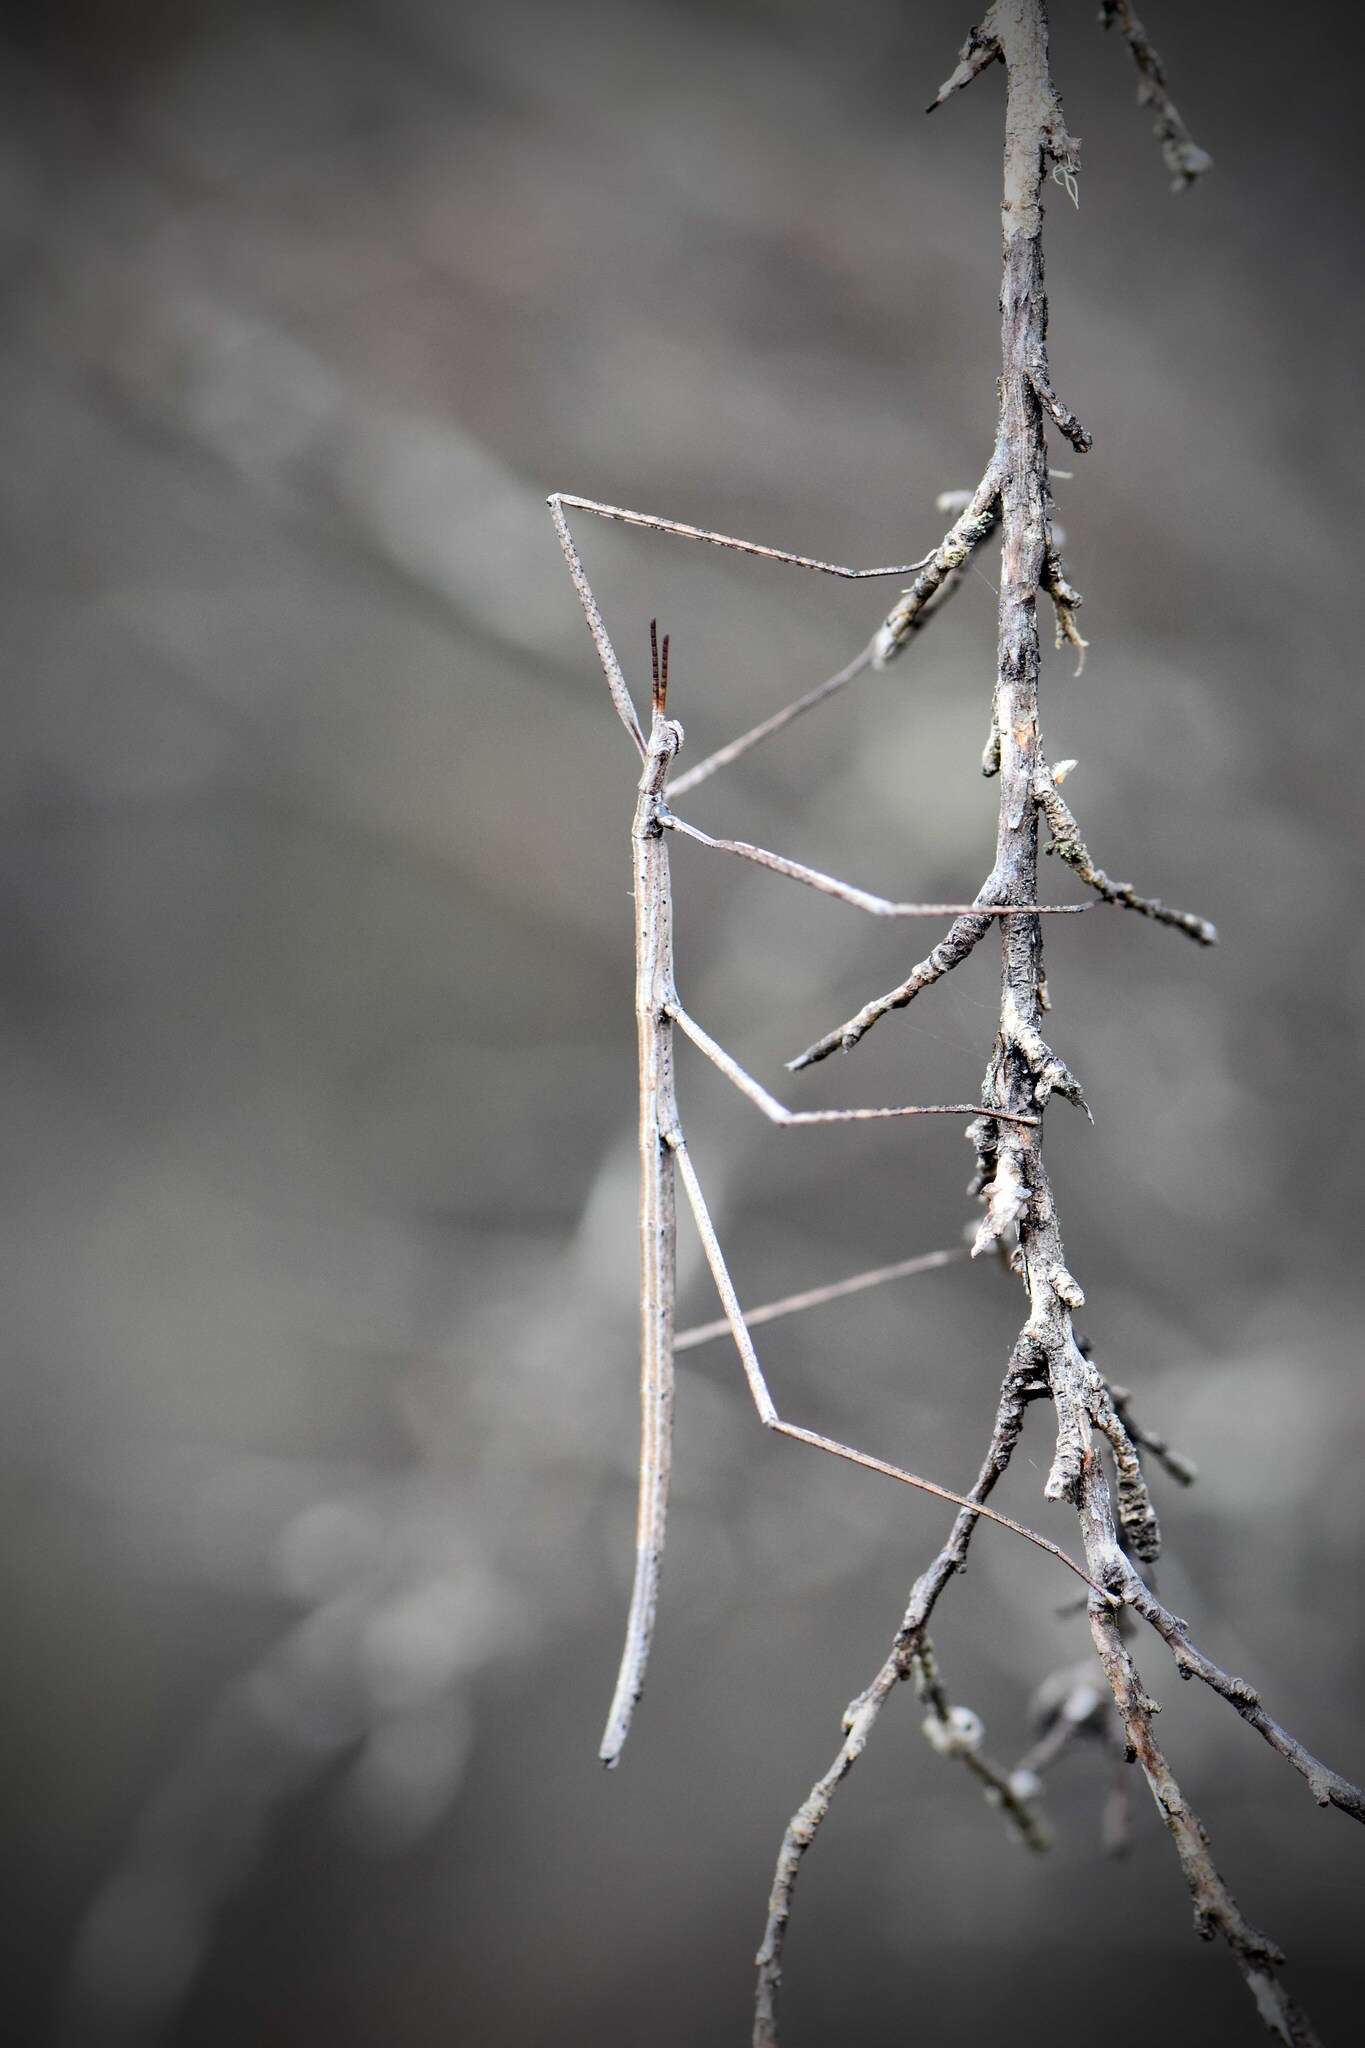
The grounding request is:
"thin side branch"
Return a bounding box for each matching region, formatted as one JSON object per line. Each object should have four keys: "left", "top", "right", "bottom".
{"left": 1034, "top": 760, "right": 1218, "bottom": 943}
{"left": 925, "top": 22, "right": 1001, "bottom": 114}
{"left": 1100, "top": 2, "right": 1213, "bottom": 190}
{"left": 1124, "top": 1576, "right": 1365, "bottom": 1823}
{"left": 755, "top": 1344, "right": 1046, "bottom": 2042}
{"left": 1028, "top": 354, "right": 1093, "bottom": 453}
{"left": 786, "top": 902, "right": 998, "bottom": 1069}
{"left": 873, "top": 466, "right": 1000, "bottom": 666}
{"left": 1108, "top": 1380, "right": 1199, "bottom": 1486}
{"left": 1079, "top": 1454, "right": 1322, "bottom": 2046}
{"left": 908, "top": 1633, "right": 1052, "bottom": 1849}
{"left": 1050, "top": 1329, "right": 1364, "bottom": 1825}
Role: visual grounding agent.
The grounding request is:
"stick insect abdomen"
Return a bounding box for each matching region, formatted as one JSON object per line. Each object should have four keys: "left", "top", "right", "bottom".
{"left": 600, "top": 658, "right": 684, "bottom": 1767}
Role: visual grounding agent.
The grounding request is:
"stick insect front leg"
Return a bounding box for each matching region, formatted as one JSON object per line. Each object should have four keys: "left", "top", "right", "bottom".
{"left": 549, "top": 484, "right": 1002, "bottom": 798}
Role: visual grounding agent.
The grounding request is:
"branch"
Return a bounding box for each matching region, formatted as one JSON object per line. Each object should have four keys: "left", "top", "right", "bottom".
{"left": 755, "top": 1346, "right": 1048, "bottom": 2044}
{"left": 1075, "top": 1439, "right": 1326, "bottom": 2044}
{"left": 872, "top": 467, "right": 1000, "bottom": 666}
{"left": 1028, "top": 353, "right": 1093, "bottom": 453}
{"left": 909, "top": 1634, "right": 1052, "bottom": 1850}
{"left": 1033, "top": 760, "right": 1218, "bottom": 943}
{"left": 1125, "top": 1576, "right": 1365, "bottom": 1823}
{"left": 786, "top": 903, "right": 995, "bottom": 1070}
{"left": 1107, "top": 1379, "right": 1199, "bottom": 1487}
{"left": 925, "top": 21, "right": 1001, "bottom": 114}
{"left": 1099, "top": 2, "right": 1213, "bottom": 191}
{"left": 958, "top": 5, "right": 1342, "bottom": 2035}
{"left": 1089, "top": 1588, "right": 1322, "bottom": 2046}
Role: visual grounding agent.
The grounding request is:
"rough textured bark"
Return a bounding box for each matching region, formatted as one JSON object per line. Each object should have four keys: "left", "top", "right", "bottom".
{"left": 752, "top": 8, "right": 1361, "bottom": 2044}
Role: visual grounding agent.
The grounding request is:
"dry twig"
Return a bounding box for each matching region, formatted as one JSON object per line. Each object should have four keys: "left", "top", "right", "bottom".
{"left": 550, "top": 5, "right": 1358, "bottom": 2037}
{"left": 1101, "top": 0, "right": 1214, "bottom": 190}
{"left": 757, "top": 5, "right": 1354, "bottom": 2041}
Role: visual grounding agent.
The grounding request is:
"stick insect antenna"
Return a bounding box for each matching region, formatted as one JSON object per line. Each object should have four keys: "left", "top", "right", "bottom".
{"left": 649, "top": 618, "right": 670, "bottom": 717}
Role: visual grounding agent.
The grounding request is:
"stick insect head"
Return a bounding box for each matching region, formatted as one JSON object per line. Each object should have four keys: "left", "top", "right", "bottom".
{"left": 643, "top": 619, "right": 685, "bottom": 792}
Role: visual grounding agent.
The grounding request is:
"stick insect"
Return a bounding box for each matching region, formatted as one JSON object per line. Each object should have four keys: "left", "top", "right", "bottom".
{"left": 549, "top": 491, "right": 1111, "bottom": 1767}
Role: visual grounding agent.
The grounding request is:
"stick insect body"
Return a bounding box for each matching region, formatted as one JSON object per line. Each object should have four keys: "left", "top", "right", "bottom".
{"left": 551, "top": 494, "right": 1118, "bottom": 1766}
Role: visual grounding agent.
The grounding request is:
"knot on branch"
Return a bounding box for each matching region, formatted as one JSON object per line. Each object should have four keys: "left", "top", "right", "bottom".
{"left": 971, "top": 1141, "right": 1030, "bottom": 1258}
{"left": 1043, "top": 1337, "right": 1105, "bottom": 1503}
{"left": 922, "top": 1703, "right": 985, "bottom": 1759}
{"left": 1002, "top": 996, "right": 1090, "bottom": 1115}
{"left": 1091, "top": 1379, "right": 1163, "bottom": 1562}
{"left": 1042, "top": 547, "right": 1088, "bottom": 673}
{"left": 1029, "top": 353, "right": 1093, "bottom": 454}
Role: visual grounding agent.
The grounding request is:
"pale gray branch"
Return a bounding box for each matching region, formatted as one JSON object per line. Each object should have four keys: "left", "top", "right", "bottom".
{"left": 1033, "top": 760, "right": 1218, "bottom": 943}
{"left": 1099, "top": 1, "right": 1213, "bottom": 190}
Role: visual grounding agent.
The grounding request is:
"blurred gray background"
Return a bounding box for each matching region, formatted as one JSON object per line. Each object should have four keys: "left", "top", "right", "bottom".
{"left": 2, "top": 1, "right": 1362, "bottom": 2043}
